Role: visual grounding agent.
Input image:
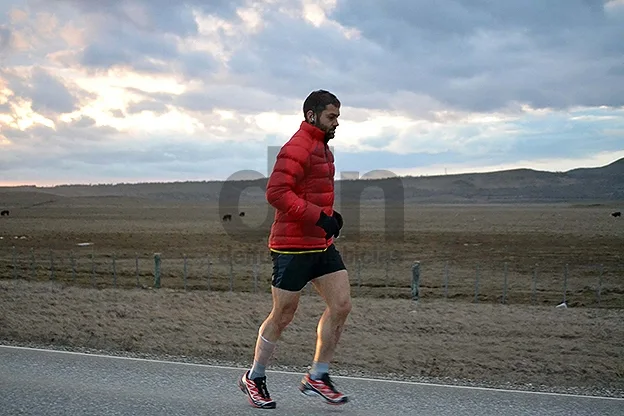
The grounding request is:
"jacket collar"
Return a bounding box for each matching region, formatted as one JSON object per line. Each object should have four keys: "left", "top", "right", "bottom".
{"left": 300, "top": 121, "right": 327, "bottom": 143}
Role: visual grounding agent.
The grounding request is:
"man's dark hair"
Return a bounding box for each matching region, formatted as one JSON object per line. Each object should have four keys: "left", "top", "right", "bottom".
{"left": 303, "top": 89, "right": 340, "bottom": 118}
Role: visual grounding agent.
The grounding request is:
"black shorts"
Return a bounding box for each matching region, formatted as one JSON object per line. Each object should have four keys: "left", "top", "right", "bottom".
{"left": 270, "top": 244, "right": 347, "bottom": 292}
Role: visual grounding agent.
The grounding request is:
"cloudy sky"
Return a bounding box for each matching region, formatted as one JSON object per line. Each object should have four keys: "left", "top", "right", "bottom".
{"left": 1, "top": 0, "right": 623, "bottom": 186}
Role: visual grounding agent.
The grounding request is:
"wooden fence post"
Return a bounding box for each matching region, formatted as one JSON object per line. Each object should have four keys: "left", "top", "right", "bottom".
{"left": 596, "top": 264, "right": 603, "bottom": 307}
{"left": 411, "top": 261, "right": 420, "bottom": 302}
{"left": 135, "top": 253, "right": 140, "bottom": 287}
{"left": 112, "top": 253, "right": 117, "bottom": 288}
{"left": 385, "top": 257, "right": 389, "bottom": 288}
{"left": 154, "top": 253, "right": 161, "bottom": 288}
{"left": 563, "top": 263, "right": 568, "bottom": 305}
{"left": 356, "top": 257, "right": 361, "bottom": 296}
{"left": 532, "top": 264, "right": 538, "bottom": 305}
{"left": 183, "top": 254, "right": 188, "bottom": 291}
{"left": 206, "top": 256, "right": 211, "bottom": 292}
{"left": 70, "top": 251, "right": 76, "bottom": 281}
{"left": 12, "top": 246, "right": 17, "bottom": 279}
{"left": 49, "top": 249, "right": 55, "bottom": 280}
{"left": 502, "top": 262, "right": 508, "bottom": 304}
{"left": 474, "top": 263, "right": 480, "bottom": 303}
{"left": 444, "top": 261, "right": 449, "bottom": 299}
{"left": 229, "top": 250, "right": 234, "bottom": 292}
{"left": 91, "top": 251, "right": 95, "bottom": 288}
{"left": 29, "top": 248, "right": 35, "bottom": 280}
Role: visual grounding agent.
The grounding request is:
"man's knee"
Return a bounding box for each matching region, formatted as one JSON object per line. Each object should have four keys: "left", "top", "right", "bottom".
{"left": 315, "top": 269, "right": 352, "bottom": 317}
{"left": 328, "top": 280, "right": 352, "bottom": 317}
{"left": 276, "top": 309, "right": 296, "bottom": 329}
{"left": 271, "top": 300, "right": 299, "bottom": 330}
{"left": 331, "top": 296, "right": 352, "bottom": 318}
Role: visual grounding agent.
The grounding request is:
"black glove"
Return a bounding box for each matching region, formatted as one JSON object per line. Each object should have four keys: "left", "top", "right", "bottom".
{"left": 332, "top": 210, "right": 343, "bottom": 230}
{"left": 316, "top": 211, "right": 340, "bottom": 239}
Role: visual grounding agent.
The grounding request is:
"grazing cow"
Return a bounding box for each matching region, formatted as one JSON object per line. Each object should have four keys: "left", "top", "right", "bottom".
{"left": 612, "top": 211, "right": 621, "bottom": 217}
{"left": 239, "top": 211, "right": 245, "bottom": 217}
{"left": 0, "top": 210, "right": 8, "bottom": 217}
{"left": 222, "top": 214, "right": 232, "bottom": 221}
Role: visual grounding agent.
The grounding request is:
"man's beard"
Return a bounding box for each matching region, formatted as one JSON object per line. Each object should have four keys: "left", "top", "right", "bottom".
{"left": 312, "top": 116, "right": 336, "bottom": 142}
{"left": 324, "top": 127, "right": 336, "bottom": 142}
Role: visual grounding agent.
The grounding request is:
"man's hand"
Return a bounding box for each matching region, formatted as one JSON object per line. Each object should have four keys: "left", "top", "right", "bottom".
{"left": 316, "top": 211, "right": 340, "bottom": 239}
{"left": 332, "top": 210, "right": 343, "bottom": 231}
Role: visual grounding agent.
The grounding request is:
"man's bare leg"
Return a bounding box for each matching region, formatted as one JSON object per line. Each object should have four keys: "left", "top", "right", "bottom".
{"left": 310, "top": 269, "right": 352, "bottom": 377}
{"left": 248, "top": 286, "right": 301, "bottom": 379}
{"left": 297, "top": 269, "right": 351, "bottom": 404}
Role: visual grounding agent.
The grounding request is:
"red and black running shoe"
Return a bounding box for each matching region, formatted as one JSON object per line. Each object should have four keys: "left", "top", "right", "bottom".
{"left": 238, "top": 370, "right": 276, "bottom": 409}
{"left": 299, "top": 372, "right": 349, "bottom": 405}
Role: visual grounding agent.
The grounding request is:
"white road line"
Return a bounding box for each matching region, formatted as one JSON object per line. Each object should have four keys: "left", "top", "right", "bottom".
{"left": 1, "top": 344, "right": 622, "bottom": 402}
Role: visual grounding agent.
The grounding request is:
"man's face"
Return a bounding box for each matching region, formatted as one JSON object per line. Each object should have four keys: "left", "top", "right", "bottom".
{"left": 315, "top": 104, "right": 340, "bottom": 141}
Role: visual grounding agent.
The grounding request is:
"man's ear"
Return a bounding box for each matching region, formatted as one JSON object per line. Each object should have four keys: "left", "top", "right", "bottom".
{"left": 307, "top": 110, "right": 315, "bottom": 124}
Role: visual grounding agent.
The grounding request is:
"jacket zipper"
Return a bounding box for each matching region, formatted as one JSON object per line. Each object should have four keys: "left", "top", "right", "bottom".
{"left": 324, "top": 144, "right": 332, "bottom": 180}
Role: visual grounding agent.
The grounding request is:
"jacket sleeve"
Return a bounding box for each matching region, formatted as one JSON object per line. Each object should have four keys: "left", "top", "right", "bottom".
{"left": 266, "top": 139, "right": 323, "bottom": 223}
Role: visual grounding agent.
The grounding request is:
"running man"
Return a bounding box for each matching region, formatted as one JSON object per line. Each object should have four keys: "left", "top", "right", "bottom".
{"left": 238, "top": 90, "right": 351, "bottom": 409}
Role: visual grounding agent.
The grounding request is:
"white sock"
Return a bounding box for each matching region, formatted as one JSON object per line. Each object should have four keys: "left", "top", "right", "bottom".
{"left": 249, "top": 334, "right": 276, "bottom": 379}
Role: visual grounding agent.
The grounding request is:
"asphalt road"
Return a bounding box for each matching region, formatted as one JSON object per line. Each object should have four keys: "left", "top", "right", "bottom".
{"left": 1, "top": 345, "right": 622, "bottom": 416}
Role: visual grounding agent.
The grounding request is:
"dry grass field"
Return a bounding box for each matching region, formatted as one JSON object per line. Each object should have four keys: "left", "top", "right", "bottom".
{"left": 1, "top": 195, "right": 623, "bottom": 395}
{"left": 1, "top": 197, "right": 622, "bottom": 306}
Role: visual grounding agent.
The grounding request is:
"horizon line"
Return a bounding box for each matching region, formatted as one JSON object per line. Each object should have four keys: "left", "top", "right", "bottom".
{"left": 1, "top": 156, "right": 621, "bottom": 188}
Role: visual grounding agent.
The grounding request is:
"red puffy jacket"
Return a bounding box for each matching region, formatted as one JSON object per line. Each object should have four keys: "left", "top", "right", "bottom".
{"left": 266, "top": 121, "right": 336, "bottom": 251}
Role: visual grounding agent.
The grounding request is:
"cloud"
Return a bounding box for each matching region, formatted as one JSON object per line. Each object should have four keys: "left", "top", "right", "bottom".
{"left": 126, "top": 100, "right": 168, "bottom": 115}
{"left": 0, "top": 26, "right": 11, "bottom": 52}
{"left": 1, "top": 66, "right": 95, "bottom": 122}
{"left": 80, "top": 27, "right": 179, "bottom": 71}
{"left": 174, "top": 84, "right": 301, "bottom": 115}
{"left": 28, "top": 67, "right": 78, "bottom": 114}
{"left": 48, "top": 0, "right": 244, "bottom": 36}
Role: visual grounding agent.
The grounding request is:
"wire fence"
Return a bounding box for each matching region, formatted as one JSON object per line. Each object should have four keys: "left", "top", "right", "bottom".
{"left": 1, "top": 244, "right": 622, "bottom": 309}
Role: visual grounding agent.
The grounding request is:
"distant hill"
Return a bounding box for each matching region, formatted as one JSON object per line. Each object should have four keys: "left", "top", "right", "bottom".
{"left": 1, "top": 158, "right": 623, "bottom": 206}
{"left": 342, "top": 157, "right": 624, "bottom": 203}
{"left": 566, "top": 157, "right": 624, "bottom": 177}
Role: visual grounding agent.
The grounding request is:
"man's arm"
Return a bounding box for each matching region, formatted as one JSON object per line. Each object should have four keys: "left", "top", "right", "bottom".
{"left": 266, "top": 140, "right": 323, "bottom": 223}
